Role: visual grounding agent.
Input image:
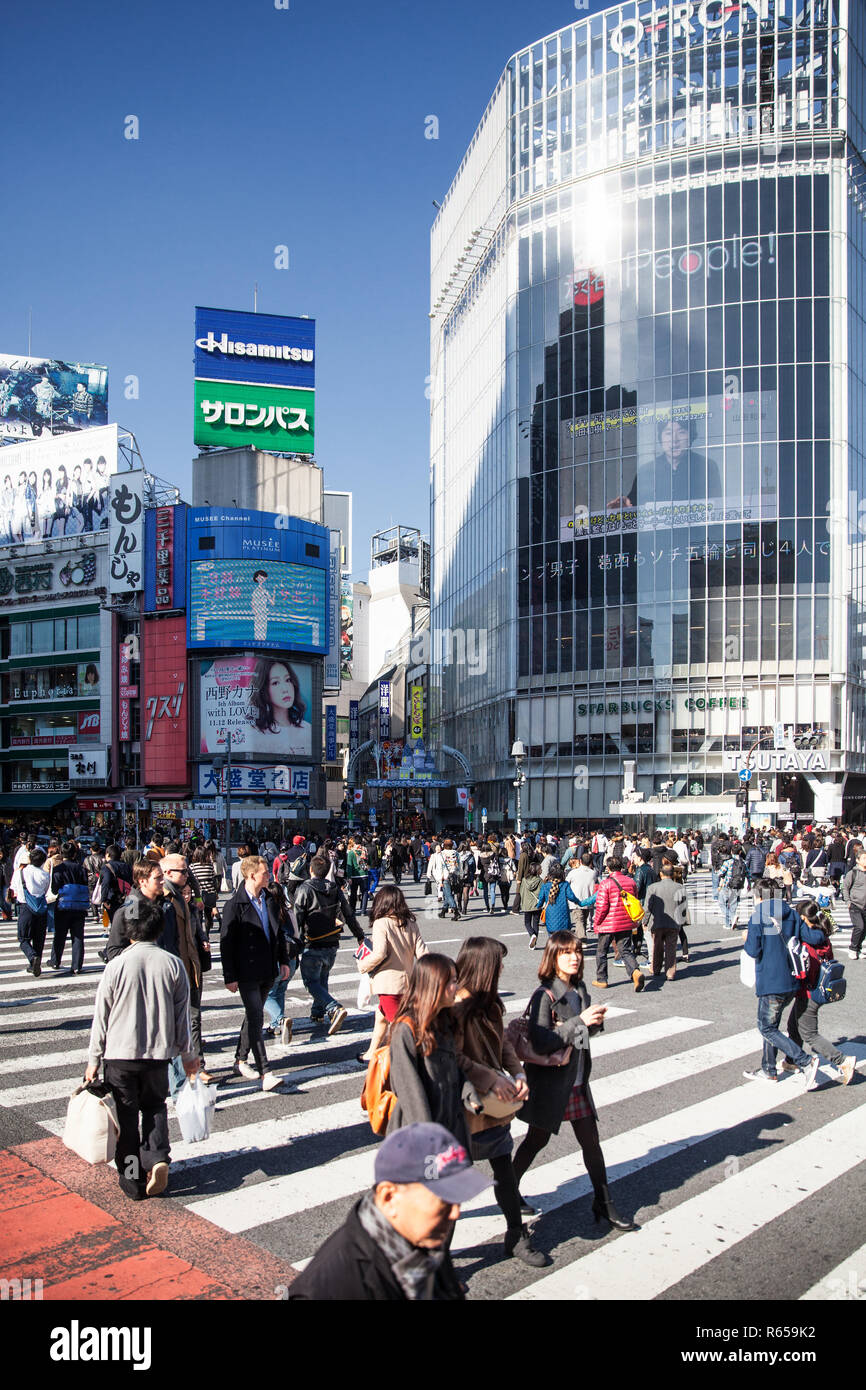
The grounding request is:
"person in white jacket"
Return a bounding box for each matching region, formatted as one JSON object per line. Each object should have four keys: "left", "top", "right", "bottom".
{"left": 12, "top": 847, "right": 50, "bottom": 976}
{"left": 426, "top": 841, "right": 461, "bottom": 919}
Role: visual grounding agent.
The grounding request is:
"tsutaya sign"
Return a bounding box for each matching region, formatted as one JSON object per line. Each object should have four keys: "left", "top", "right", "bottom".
{"left": 609, "top": 1, "right": 796, "bottom": 58}
{"left": 724, "top": 749, "right": 828, "bottom": 772}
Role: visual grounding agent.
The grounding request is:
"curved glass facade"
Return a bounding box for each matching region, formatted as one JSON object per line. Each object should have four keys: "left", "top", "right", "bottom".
{"left": 430, "top": 0, "right": 866, "bottom": 826}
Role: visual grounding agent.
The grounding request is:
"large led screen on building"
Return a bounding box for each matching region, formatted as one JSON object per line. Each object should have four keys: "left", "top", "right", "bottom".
{"left": 0, "top": 354, "right": 108, "bottom": 445}
{"left": 186, "top": 507, "right": 329, "bottom": 653}
{"left": 0, "top": 424, "right": 119, "bottom": 546}
{"left": 199, "top": 654, "right": 313, "bottom": 758}
{"left": 189, "top": 559, "right": 326, "bottom": 650}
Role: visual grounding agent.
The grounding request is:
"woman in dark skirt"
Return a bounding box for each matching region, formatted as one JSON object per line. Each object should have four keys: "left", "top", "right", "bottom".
{"left": 512, "top": 930, "right": 637, "bottom": 1232}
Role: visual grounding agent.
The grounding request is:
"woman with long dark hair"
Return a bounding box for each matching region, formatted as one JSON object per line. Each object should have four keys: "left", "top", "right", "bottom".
{"left": 386, "top": 954, "right": 466, "bottom": 1146}
{"left": 454, "top": 937, "right": 548, "bottom": 1267}
{"left": 245, "top": 658, "right": 311, "bottom": 754}
{"left": 512, "top": 930, "right": 637, "bottom": 1232}
{"left": 356, "top": 885, "right": 428, "bottom": 1064}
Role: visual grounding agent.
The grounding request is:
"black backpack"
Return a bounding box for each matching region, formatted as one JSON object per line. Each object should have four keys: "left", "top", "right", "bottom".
{"left": 728, "top": 857, "right": 746, "bottom": 891}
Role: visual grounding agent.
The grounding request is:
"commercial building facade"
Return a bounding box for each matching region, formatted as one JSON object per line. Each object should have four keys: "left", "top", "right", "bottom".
{"left": 430, "top": 0, "right": 863, "bottom": 826}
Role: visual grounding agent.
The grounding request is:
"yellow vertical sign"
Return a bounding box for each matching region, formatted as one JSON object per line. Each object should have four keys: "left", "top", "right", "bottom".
{"left": 410, "top": 685, "right": 424, "bottom": 742}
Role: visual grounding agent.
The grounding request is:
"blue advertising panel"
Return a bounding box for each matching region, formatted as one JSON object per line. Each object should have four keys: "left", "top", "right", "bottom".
{"left": 187, "top": 507, "right": 329, "bottom": 653}
{"left": 194, "top": 307, "right": 315, "bottom": 391}
{"left": 144, "top": 503, "right": 187, "bottom": 612}
{"left": 325, "top": 705, "right": 337, "bottom": 761}
{"left": 379, "top": 680, "right": 391, "bottom": 741}
{"left": 349, "top": 700, "right": 359, "bottom": 757}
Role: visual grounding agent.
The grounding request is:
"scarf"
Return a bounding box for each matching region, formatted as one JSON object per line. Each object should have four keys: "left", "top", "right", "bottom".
{"left": 166, "top": 884, "right": 200, "bottom": 990}
{"left": 357, "top": 1190, "right": 446, "bottom": 1301}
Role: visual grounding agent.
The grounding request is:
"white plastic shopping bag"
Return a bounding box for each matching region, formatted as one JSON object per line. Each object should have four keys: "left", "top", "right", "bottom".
{"left": 174, "top": 1076, "right": 217, "bottom": 1143}
{"left": 739, "top": 949, "right": 756, "bottom": 989}
{"left": 63, "top": 1083, "right": 120, "bottom": 1164}
{"left": 357, "top": 971, "right": 378, "bottom": 1011}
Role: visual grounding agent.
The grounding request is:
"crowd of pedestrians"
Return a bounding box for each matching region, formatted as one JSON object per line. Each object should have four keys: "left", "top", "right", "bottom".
{"left": 4, "top": 815, "right": 863, "bottom": 1299}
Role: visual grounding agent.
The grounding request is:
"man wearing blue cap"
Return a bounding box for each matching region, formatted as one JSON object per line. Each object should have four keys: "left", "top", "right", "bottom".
{"left": 288, "top": 1123, "right": 491, "bottom": 1300}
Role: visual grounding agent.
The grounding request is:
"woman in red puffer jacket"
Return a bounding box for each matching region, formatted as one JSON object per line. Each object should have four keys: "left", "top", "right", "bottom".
{"left": 591, "top": 857, "right": 644, "bottom": 993}
{"left": 784, "top": 899, "right": 856, "bottom": 1084}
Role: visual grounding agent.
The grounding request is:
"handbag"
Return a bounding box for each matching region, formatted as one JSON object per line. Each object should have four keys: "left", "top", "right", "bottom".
{"left": 462, "top": 1076, "right": 522, "bottom": 1121}
{"left": 357, "top": 971, "right": 377, "bottom": 1011}
{"left": 424, "top": 880, "right": 432, "bottom": 896}
{"left": 46, "top": 867, "right": 59, "bottom": 906}
{"left": 63, "top": 1081, "right": 120, "bottom": 1164}
{"left": 505, "top": 989, "right": 573, "bottom": 1067}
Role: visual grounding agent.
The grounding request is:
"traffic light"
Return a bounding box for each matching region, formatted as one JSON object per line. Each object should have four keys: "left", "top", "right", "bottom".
{"left": 735, "top": 789, "right": 748, "bottom": 807}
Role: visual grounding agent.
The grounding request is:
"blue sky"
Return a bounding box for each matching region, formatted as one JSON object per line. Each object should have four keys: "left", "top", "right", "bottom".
{"left": 0, "top": 0, "right": 609, "bottom": 577}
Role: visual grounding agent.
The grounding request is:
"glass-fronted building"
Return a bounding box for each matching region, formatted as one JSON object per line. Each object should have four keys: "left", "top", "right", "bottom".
{"left": 429, "top": 0, "right": 866, "bottom": 827}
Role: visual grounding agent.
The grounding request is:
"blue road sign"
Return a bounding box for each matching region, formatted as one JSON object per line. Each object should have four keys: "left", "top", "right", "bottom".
{"left": 739, "top": 768, "right": 752, "bottom": 783}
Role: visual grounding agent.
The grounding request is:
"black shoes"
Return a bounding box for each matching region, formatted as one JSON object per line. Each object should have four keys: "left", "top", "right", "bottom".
{"left": 504, "top": 1225, "right": 551, "bottom": 1267}
{"left": 591, "top": 1185, "right": 637, "bottom": 1232}
{"left": 519, "top": 1196, "right": 538, "bottom": 1216}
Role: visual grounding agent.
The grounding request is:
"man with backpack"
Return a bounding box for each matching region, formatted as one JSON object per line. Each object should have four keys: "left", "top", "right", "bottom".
{"left": 278, "top": 835, "right": 311, "bottom": 907}
{"left": 742, "top": 879, "right": 827, "bottom": 1086}
{"left": 717, "top": 847, "right": 746, "bottom": 929}
{"left": 48, "top": 841, "right": 90, "bottom": 974}
{"left": 294, "top": 854, "right": 366, "bottom": 1034}
{"left": 745, "top": 837, "right": 767, "bottom": 888}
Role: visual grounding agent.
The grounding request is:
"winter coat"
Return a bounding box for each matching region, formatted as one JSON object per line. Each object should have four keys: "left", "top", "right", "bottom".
{"left": 220, "top": 882, "right": 289, "bottom": 986}
{"left": 743, "top": 899, "right": 826, "bottom": 996}
{"left": 518, "top": 977, "right": 600, "bottom": 1134}
{"left": 452, "top": 994, "right": 524, "bottom": 1136}
{"left": 519, "top": 873, "right": 542, "bottom": 912}
{"left": 287, "top": 1199, "right": 464, "bottom": 1301}
{"left": 357, "top": 914, "right": 428, "bottom": 995}
{"left": 592, "top": 870, "right": 638, "bottom": 935}
{"left": 643, "top": 877, "right": 690, "bottom": 933}
{"left": 536, "top": 880, "right": 581, "bottom": 933}
{"left": 386, "top": 1017, "right": 468, "bottom": 1148}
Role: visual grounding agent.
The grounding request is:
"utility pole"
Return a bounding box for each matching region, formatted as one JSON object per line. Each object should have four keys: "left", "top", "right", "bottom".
{"left": 225, "top": 731, "right": 232, "bottom": 863}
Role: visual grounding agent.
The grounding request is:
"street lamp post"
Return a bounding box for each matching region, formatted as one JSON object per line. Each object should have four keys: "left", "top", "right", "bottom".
{"left": 511, "top": 740, "right": 526, "bottom": 835}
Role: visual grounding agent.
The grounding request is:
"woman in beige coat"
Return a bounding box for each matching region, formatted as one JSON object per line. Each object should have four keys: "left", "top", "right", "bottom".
{"left": 356, "top": 885, "right": 428, "bottom": 1063}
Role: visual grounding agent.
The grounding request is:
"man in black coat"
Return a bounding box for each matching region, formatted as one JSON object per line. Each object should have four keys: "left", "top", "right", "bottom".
{"left": 48, "top": 840, "right": 90, "bottom": 974}
{"left": 288, "top": 1123, "right": 490, "bottom": 1301}
{"left": 221, "top": 854, "right": 290, "bottom": 1091}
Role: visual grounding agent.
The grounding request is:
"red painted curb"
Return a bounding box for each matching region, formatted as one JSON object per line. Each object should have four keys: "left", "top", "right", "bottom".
{"left": 3, "top": 1138, "right": 298, "bottom": 1302}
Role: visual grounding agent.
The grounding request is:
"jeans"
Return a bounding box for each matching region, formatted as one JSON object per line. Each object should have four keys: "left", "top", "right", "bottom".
{"left": 482, "top": 880, "right": 498, "bottom": 912}
{"left": 17, "top": 906, "right": 47, "bottom": 967}
{"left": 594, "top": 930, "right": 638, "bottom": 983}
{"left": 300, "top": 944, "right": 340, "bottom": 1020}
{"left": 440, "top": 879, "right": 458, "bottom": 914}
{"left": 711, "top": 869, "right": 720, "bottom": 898}
{"left": 105, "top": 1059, "right": 170, "bottom": 1191}
{"left": 756, "top": 992, "right": 810, "bottom": 1075}
{"left": 413, "top": 859, "right": 421, "bottom": 883}
{"left": 361, "top": 868, "right": 380, "bottom": 915}
{"left": 264, "top": 957, "right": 297, "bottom": 1026}
{"left": 50, "top": 911, "right": 85, "bottom": 971}
{"left": 524, "top": 910, "right": 541, "bottom": 939}
{"left": 719, "top": 888, "right": 740, "bottom": 929}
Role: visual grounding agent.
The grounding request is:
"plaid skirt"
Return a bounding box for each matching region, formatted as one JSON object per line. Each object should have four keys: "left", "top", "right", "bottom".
{"left": 563, "top": 1083, "right": 597, "bottom": 1123}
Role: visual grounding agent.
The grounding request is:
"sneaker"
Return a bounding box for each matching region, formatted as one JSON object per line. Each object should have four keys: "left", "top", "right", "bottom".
{"left": 743, "top": 1067, "right": 778, "bottom": 1083}
{"left": 592, "top": 980, "right": 608, "bottom": 989}
{"left": 848, "top": 950, "right": 860, "bottom": 960}
{"left": 233, "top": 1060, "right": 259, "bottom": 1080}
{"left": 632, "top": 969, "right": 645, "bottom": 993}
{"left": 31, "top": 960, "right": 41, "bottom": 977}
{"left": 528, "top": 933, "right": 538, "bottom": 950}
{"left": 327, "top": 1007, "right": 348, "bottom": 1036}
{"left": 802, "top": 1056, "right": 821, "bottom": 1091}
{"left": 837, "top": 1055, "right": 857, "bottom": 1085}
{"left": 280, "top": 1018, "right": 293, "bottom": 1046}
{"left": 780, "top": 1059, "right": 798, "bottom": 1073}
{"left": 310, "top": 1013, "right": 325, "bottom": 1025}
{"left": 261, "top": 1072, "right": 285, "bottom": 1092}
{"left": 145, "top": 1161, "right": 169, "bottom": 1197}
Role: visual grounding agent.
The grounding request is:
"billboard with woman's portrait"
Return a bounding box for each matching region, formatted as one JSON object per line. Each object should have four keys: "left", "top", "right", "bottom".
{"left": 199, "top": 653, "right": 313, "bottom": 758}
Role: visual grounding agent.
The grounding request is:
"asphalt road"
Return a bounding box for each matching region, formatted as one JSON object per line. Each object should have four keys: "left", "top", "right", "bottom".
{"left": 1, "top": 870, "right": 864, "bottom": 1302}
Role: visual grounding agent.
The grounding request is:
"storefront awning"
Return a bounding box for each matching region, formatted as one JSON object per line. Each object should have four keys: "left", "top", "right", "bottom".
{"left": 0, "top": 793, "right": 76, "bottom": 810}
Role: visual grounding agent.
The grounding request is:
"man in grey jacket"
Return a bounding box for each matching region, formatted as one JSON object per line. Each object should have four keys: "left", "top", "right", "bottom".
{"left": 643, "top": 862, "right": 690, "bottom": 981}
{"left": 85, "top": 900, "right": 198, "bottom": 1200}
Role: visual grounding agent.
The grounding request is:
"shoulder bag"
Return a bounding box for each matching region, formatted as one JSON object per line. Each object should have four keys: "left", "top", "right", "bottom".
{"left": 505, "top": 989, "right": 573, "bottom": 1067}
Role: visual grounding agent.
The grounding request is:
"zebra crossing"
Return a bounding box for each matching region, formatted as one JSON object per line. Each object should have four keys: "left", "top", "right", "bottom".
{"left": 0, "top": 876, "right": 864, "bottom": 1301}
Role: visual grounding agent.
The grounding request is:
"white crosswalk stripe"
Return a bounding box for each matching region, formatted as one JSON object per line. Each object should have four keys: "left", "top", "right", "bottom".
{"left": 1, "top": 873, "right": 864, "bottom": 1302}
